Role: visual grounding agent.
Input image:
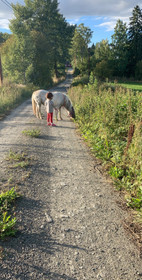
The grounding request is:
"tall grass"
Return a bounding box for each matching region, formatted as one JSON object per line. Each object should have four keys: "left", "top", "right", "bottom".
{"left": 0, "top": 81, "right": 34, "bottom": 118}
{"left": 68, "top": 81, "right": 142, "bottom": 212}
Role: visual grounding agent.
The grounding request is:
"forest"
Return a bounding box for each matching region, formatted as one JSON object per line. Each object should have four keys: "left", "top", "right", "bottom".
{"left": 0, "top": 2, "right": 141, "bottom": 86}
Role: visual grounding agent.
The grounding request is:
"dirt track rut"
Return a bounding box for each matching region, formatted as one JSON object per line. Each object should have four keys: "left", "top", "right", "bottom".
{"left": 0, "top": 71, "right": 142, "bottom": 279}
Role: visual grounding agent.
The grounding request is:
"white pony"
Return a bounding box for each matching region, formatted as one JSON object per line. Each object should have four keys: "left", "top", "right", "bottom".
{"left": 32, "top": 89, "right": 75, "bottom": 120}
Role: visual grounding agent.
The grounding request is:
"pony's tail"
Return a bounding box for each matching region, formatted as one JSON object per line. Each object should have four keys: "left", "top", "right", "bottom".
{"left": 32, "top": 93, "right": 36, "bottom": 115}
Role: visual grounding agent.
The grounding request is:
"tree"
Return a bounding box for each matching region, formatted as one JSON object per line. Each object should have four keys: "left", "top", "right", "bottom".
{"left": 0, "top": 32, "right": 11, "bottom": 45}
{"left": 111, "top": 20, "right": 128, "bottom": 77}
{"left": 94, "top": 39, "right": 111, "bottom": 62}
{"left": 91, "top": 39, "right": 112, "bottom": 79}
{"left": 70, "top": 23, "right": 93, "bottom": 74}
{"left": 127, "top": 5, "right": 142, "bottom": 76}
{"left": 7, "top": 0, "right": 74, "bottom": 86}
{"left": 1, "top": 35, "right": 34, "bottom": 83}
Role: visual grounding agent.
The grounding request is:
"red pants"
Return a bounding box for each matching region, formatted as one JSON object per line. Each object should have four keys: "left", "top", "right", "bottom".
{"left": 47, "top": 112, "right": 53, "bottom": 123}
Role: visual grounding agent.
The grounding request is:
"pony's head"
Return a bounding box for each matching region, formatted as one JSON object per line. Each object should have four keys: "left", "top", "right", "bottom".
{"left": 69, "top": 106, "right": 75, "bottom": 119}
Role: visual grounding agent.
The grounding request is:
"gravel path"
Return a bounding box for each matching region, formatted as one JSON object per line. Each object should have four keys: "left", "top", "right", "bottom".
{"left": 0, "top": 71, "right": 142, "bottom": 280}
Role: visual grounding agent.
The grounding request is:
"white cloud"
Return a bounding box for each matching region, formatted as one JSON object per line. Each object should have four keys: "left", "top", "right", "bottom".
{"left": 59, "top": 0, "right": 142, "bottom": 18}
{"left": 0, "top": 0, "right": 141, "bottom": 33}
{"left": 0, "top": 18, "right": 11, "bottom": 30}
{"left": 96, "top": 21, "right": 116, "bottom": 32}
{"left": 94, "top": 16, "right": 130, "bottom": 32}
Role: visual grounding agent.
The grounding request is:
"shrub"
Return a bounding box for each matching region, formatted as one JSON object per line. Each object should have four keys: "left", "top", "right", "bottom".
{"left": 68, "top": 82, "right": 142, "bottom": 211}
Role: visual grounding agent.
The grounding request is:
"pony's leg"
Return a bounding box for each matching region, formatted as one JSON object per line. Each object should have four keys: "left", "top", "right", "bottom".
{"left": 54, "top": 109, "right": 58, "bottom": 121}
{"left": 36, "top": 104, "right": 39, "bottom": 118}
{"left": 39, "top": 105, "right": 42, "bottom": 119}
{"left": 36, "top": 104, "right": 41, "bottom": 119}
{"left": 59, "top": 109, "right": 63, "bottom": 120}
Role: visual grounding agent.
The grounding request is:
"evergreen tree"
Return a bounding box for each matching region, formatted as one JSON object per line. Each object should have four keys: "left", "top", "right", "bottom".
{"left": 127, "top": 5, "right": 142, "bottom": 76}
{"left": 111, "top": 20, "right": 128, "bottom": 77}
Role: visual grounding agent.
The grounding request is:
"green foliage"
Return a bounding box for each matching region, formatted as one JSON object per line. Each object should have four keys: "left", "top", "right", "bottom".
{"left": 111, "top": 20, "right": 128, "bottom": 77}
{"left": 1, "top": 35, "right": 34, "bottom": 84}
{"left": 127, "top": 5, "right": 142, "bottom": 76}
{"left": 6, "top": 150, "right": 31, "bottom": 169}
{"left": 0, "top": 82, "right": 34, "bottom": 118}
{"left": 94, "top": 60, "right": 112, "bottom": 80}
{"left": 3, "top": 0, "right": 74, "bottom": 86}
{"left": 72, "top": 74, "right": 89, "bottom": 86}
{"left": 0, "top": 32, "right": 11, "bottom": 45}
{"left": 0, "top": 212, "right": 16, "bottom": 239}
{"left": 135, "top": 61, "right": 142, "bottom": 80}
{"left": 0, "top": 188, "right": 19, "bottom": 239}
{"left": 0, "top": 187, "right": 19, "bottom": 208}
{"left": 108, "top": 81, "right": 142, "bottom": 91}
{"left": 68, "top": 80, "right": 142, "bottom": 213}
{"left": 70, "top": 23, "right": 92, "bottom": 73}
{"left": 22, "top": 129, "right": 41, "bottom": 138}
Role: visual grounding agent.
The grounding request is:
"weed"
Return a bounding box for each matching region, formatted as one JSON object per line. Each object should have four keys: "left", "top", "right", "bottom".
{"left": 0, "top": 188, "right": 19, "bottom": 239}
{"left": 0, "top": 212, "right": 17, "bottom": 239}
{"left": 22, "top": 129, "right": 40, "bottom": 138}
{"left": 6, "top": 150, "right": 27, "bottom": 162}
{"left": 0, "top": 187, "right": 20, "bottom": 209}
{"left": 68, "top": 80, "right": 142, "bottom": 216}
{"left": 6, "top": 150, "right": 31, "bottom": 169}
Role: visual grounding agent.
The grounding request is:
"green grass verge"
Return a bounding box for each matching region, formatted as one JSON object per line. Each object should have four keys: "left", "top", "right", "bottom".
{"left": 68, "top": 80, "right": 142, "bottom": 219}
{"left": 0, "top": 82, "right": 36, "bottom": 119}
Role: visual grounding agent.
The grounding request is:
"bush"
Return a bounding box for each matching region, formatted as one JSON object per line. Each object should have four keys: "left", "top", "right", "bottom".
{"left": 68, "top": 82, "right": 142, "bottom": 211}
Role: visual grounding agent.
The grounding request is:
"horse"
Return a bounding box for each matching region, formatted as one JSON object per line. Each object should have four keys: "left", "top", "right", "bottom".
{"left": 32, "top": 89, "right": 75, "bottom": 120}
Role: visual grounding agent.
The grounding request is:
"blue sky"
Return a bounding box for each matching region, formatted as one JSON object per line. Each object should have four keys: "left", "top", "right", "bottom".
{"left": 0, "top": 0, "right": 141, "bottom": 45}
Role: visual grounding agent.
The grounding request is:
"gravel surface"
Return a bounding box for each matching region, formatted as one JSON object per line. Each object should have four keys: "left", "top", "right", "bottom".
{"left": 0, "top": 70, "right": 142, "bottom": 280}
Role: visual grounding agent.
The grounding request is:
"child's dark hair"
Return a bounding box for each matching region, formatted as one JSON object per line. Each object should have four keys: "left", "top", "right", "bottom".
{"left": 46, "top": 92, "right": 53, "bottom": 99}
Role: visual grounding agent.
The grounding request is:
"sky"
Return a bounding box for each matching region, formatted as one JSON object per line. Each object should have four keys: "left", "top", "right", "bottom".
{"left": 0, "top": 0, "right": 142, "bottom": 45}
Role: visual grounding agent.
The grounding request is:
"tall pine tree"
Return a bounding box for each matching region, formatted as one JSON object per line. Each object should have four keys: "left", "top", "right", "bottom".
{"left": 111, "top": 20, "right": 128, "bottom": 77}
{"left": 128, "top": 5, "right": 142, "bottom": 77}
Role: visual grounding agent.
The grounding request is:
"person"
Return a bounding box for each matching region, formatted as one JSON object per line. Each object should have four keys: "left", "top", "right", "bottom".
{"left": 45, "top": 92, "right": 56, "bottom": 126}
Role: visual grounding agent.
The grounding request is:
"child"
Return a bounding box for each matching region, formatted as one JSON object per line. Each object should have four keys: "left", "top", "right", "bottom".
{"left": 45, "top": 92, "right": 56, "bottom": 126}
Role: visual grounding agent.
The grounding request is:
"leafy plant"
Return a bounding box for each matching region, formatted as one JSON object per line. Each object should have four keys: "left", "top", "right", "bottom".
{"left": 0, "top": 212, "right": 17, "bottom": 239}
{"left": 6, "top": 150, "right": 30, "bottom": 168}
{"left": 0, "top": 187, "right": 19, "bottom": 208}
{"left": 68, "top": 80, "right": 142, "bottom": 216}
{"left": 0, "top": 188, "right": 19, "bottom": 239}
{"left": 7, "top": 150, "right": 27, "bottom": 162}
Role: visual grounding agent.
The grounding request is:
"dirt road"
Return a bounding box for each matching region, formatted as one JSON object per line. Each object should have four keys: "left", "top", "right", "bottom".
{"left": 0, "top": 70, "right": 142, "bottom": 280}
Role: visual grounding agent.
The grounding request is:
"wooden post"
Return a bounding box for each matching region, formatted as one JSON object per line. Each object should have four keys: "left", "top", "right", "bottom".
{"left": 0, "top": 55, "right": 3, "bottom": 86}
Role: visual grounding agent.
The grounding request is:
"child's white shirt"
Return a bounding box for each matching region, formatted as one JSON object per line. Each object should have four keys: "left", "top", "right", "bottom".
{"left": 45, "top": 99, "right": 54, "bottom": 113}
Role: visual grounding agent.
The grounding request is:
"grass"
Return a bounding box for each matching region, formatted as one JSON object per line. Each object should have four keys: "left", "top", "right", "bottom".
{"left": 0, "top": 187, "right": 20, "bottom": 239}
{"left": 22, "top": 128, "right": 41, "bottom": 138}
{"left": 68, "top": 79, "right": 142, "bottom": 217}
{"left": 0, "top": 149, "right": 32, "bottom": 241}
{"left": 6, "top": 150, "right": 31, "bottom": 169}
{"left": 108, "top": 81, "right": 142, "bottom": 91}
{"left": 0, "top": 81, "right": 36, "bottom": 119}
